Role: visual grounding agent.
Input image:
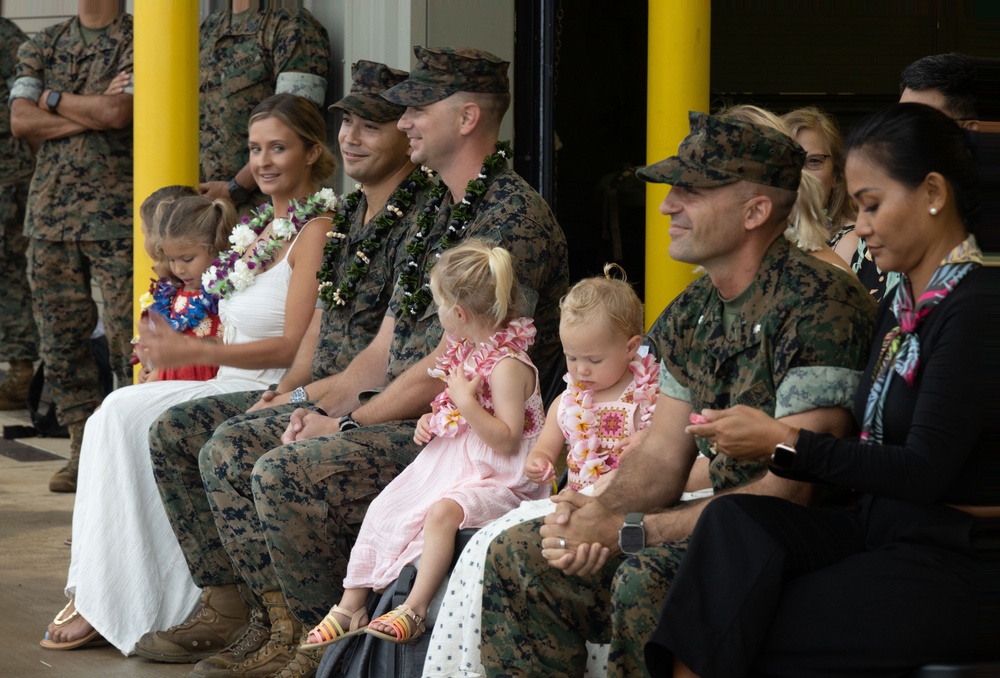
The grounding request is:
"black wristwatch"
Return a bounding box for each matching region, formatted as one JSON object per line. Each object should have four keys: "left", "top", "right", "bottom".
{"left": 769, "top": 427, "right": 800, "bottom": 472}
{"left": 228, "top": 177, "right": 250, "bottom": 204}
{"left": 338, "top": 413, "right": 361, "bottom": 431}
{"left": 618, "top": 512, "right": 645, "bottom": 555}
{"left": 46, "top": 90, "right": 62, "bottom": 112}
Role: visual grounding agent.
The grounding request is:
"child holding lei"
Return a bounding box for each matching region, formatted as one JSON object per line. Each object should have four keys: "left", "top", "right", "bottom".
{"left": 140, "top": 193, "right": 233, "bottom": 382}
{"left": 303, "top": 239, "right": 549, "bottom": 648}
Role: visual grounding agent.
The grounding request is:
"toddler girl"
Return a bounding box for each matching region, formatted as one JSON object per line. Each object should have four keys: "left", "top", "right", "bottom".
{"left": 420, "top": 267, "right": 660, "bottom": 677}
{"left": 304, "top": 239, "right": 548, "bottom": 647}
{"left": 138, "top": 196, "right": 230, "bottom": 382}
{"left": 525, "top": 266, "right": 659, "bottom": 492}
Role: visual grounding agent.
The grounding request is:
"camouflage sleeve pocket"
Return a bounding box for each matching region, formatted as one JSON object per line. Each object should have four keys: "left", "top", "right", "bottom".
{"left": 223, "top": 58, "right": 269, "bottom": 98}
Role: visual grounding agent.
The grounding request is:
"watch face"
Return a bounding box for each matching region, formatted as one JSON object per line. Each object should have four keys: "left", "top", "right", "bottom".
{"left": 619, "top": 525, "right": 644, "bottom": 554}
{"left": 772, "top": 444, "right": 796, "bottom": 470}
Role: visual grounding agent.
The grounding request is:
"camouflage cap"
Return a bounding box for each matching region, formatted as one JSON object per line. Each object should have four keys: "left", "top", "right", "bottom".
{"left": 330, "top": 60, "right": 409, "bottom": 122}
{"left": 637, "top": 111, "right": 806, "bottom": 191}
{"left": 381, "top": 46, "right": 510, "bottom": 107}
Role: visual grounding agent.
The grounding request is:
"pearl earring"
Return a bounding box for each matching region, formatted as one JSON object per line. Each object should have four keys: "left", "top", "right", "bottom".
{"left": 929, "top": 207, "right": 938, "bottom": 216}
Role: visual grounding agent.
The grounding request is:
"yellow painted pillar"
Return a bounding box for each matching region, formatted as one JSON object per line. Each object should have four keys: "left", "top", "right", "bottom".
{"left": 133, "top": 1, "right": 200, "bottom": 379}
{"left": 644, "top": 0, "right": 711, "bottom": 327}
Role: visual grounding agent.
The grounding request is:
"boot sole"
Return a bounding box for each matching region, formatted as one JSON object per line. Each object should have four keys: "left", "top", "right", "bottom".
{"left": 134, "top": 647, "right": 217, "bottom": 664}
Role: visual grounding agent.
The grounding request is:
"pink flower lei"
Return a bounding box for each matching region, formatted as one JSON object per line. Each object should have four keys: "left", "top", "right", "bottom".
{"left": 425, "top": 317, "right": 536, "bottom": 439}
{"left": 563, "top": 352, "right": 659, "bottom": 478}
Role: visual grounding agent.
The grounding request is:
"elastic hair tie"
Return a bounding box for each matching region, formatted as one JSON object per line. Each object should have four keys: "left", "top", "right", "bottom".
{"left": 603, "top": 262, "right": 628, "bottom": 282}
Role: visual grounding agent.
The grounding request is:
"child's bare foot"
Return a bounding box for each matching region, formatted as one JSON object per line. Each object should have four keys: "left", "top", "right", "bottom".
{"left": 303, "top": 605, "right": 369, "bottom": 648}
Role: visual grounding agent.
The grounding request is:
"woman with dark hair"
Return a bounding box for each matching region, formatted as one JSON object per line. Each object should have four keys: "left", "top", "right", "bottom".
{"left": 41, "top": 94, "right": 337, "bottom": 655}
{"left": 647, "top": 102, "right": 988, "bottom": 676}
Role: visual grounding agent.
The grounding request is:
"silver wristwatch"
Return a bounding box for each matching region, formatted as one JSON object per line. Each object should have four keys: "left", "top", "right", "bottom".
{"left": 289, "top": 386, "right": 308, "bottom": 404}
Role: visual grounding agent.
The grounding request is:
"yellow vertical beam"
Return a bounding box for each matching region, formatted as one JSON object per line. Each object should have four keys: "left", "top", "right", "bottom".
{"left": 133, "top": 1, "right": 200, "bottom": 379}
{"left": 644, "top": 0, "right": 711, "bottom": 328}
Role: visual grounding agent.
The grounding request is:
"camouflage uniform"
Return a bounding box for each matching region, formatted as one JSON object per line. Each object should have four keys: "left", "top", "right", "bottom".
{"left": 481, "top": 239, "right": 875, "bottom": 677}
{"left": 0, "top": 18, "right": 36, "bottom": 365}
{"left": 199, "top": 9, "right": 329, "bottom": 213}
{"left": 11, "top": 14, "right": 134, "bottom": 424}
{"left": 152, "top": 159, "right": 567, "bottom": 628}
{"left": 480, "top": 111, "right": 876, "bottom": 678}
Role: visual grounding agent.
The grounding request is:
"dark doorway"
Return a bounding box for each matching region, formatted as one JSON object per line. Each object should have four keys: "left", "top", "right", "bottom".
{"left": 515, "top": 0, "right": 649, "bottom": 297}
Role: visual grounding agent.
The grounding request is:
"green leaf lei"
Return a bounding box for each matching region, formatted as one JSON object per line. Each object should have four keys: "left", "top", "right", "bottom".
{"left": 398, "top": 141, "right": 512, "bottom": 316}
{"left": 317, "top": 165, "right": 435, "bottom": 308}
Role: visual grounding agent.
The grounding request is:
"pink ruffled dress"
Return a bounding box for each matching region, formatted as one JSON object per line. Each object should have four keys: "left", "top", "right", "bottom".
{"left": 562, "top": 353, "right": 659, "bottom": 491}
{"left": 343, "top": 317, "right": 548, "bottom": 590}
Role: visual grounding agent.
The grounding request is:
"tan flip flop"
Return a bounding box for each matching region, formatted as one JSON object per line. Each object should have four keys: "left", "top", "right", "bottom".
{"left": 39, "top": 598, "right": 107, "bottom": 650}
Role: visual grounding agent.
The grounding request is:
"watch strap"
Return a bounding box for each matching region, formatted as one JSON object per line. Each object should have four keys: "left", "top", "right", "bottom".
{"left": 783, "top": 426, "right": 800, "bottom": 449}
{"left": 228, "top": 177, "right": 250, "bottom": 204}
{"left": 339, "top": 413, "right": 361, "bottom": 431}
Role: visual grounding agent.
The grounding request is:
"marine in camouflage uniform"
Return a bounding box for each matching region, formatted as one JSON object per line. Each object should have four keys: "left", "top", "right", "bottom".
{"left": 480, "top": 111, "right": 876, "bottom": 678}
{"left": 10, "top": 11, "right": 134, "bottom": 490}
{"left": 144, "top": 48, "right": 568, "bottom": 678}
{"left": 199, "top": 7, "right": 329, "bottom": 214}
{"left": 0, "top": 17, "right": 37, "bottom": 409}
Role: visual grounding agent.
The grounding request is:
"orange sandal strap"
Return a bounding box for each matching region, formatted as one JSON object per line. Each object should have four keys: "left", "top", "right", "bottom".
{"left": 367, "top": 604, "right": 425, "bottom": 644}
{"left": 313, "top": 604, "right": 365, "bottom": 642}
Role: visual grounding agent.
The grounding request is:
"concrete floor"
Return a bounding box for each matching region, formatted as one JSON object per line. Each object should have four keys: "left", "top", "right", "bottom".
{"left": 0, "top": 387, "right": 192, "bottom": 677}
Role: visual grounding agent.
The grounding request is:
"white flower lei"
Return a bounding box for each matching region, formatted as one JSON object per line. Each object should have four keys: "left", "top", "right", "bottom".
{"left": 201, "top": 190, "right": 336, "bottom": 300}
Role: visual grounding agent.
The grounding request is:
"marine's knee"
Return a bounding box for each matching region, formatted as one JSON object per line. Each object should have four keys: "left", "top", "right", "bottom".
{"left": 251, "top": 449, "right": 285, "bottom": 501}
{"left": 486, "top": 520, "right": 544, "bottom": 578}
{"left": 148, "top": 403, "right": 188, "bottom": 462}
{"left": 199, "top": 426, "right": 242, "bottom": 479}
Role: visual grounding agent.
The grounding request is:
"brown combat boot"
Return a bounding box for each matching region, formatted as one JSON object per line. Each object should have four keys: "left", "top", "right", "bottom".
{"left": 134, "top": 584, "right": 251, "bottom": 663}
{"left": 49, "top": 421, "right": 85, "bottom": 493}
{"left": 188, "top": 607, "right": 270, "bottom": 678}
{"left": 271, "top": 644, "right": 325, "bottom": 678}
{"left": 226, "top": 590, "right": 302, "bottom": 677}
{"left": 0, "top": 360, "right": 32, "bottom": 410}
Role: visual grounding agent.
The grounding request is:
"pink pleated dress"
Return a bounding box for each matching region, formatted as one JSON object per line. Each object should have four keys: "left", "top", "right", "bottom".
{"left": 343, "top": 318, "right": 548, "bottom": 590}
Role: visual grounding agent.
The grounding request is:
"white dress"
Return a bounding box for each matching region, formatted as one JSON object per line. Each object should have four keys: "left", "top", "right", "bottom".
{"left": 66, "top": 235, "right": 301, "bottom": 655}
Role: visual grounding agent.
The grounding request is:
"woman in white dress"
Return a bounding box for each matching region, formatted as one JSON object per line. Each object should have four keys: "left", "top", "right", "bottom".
{"left": 41, "top": 93, "right": 338, "bottom": 654}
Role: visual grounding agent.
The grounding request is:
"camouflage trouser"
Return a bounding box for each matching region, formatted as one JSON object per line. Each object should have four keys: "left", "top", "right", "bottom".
{"left": 26, "top": 237, "right": 133, "bottom": 425}
{"left": 480, "top": 517, "right": 689, "bottom": 678}
{"left": 149, "top": 391, "right": 421, "bottom": 625}
{"left": 148, "top": 389, "right": 267, "bottom": 590}
{"left": 0, "top": 182, "right": 37, "bottom": 363}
